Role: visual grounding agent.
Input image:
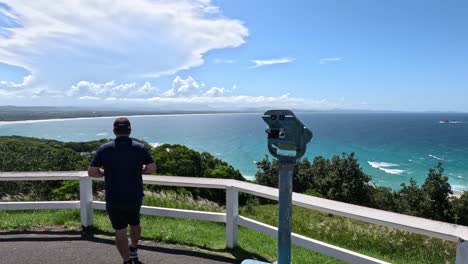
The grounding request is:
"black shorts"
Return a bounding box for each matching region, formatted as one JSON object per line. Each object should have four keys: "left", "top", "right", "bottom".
{"left": 106, "top": 202, "right": 142, "bottom": 230}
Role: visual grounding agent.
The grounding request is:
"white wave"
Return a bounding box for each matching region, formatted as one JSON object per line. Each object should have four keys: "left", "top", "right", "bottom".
{"left": 367, "top": 161, "right": 400, "bottom": 169}
{"left": 96, "top": 132, "right": 109, "bottom": 136}
{"left": 452, "top": 185, "right": 467, "bottom": 192}
{"left": 367, "top": 161, "right": 406, "bottom": 175}
{"left": 457, "top": 175, "right": 463, "bottom": 179}
{"left": 379, "top": 168, "right": 406, "bottom": 175}
{"left": 428, "top": 154, "right": 444, "bottom": 161}
{"left": 439, "top": 120, "right": 465, "bottom": 124}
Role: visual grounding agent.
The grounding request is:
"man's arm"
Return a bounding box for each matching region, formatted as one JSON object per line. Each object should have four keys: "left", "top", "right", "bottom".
{"left": 88, "top": 166, "right": 104, "bottom": 177}
{"left": 89, "top": 147, "right": 104, "bottom": 177}
{"left": 142, "top": 163, "right": 156, "bottom": 174}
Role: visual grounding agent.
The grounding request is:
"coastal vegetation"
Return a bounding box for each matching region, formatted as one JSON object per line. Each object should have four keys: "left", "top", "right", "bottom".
{"left": 0, "top": 136, "right": 244, "bottom": 204}
{"left": 0, "top": 136, "right": 465, "bottom": 263}
{"left": 256, "top": 154, "right": 467, "bottom": 225}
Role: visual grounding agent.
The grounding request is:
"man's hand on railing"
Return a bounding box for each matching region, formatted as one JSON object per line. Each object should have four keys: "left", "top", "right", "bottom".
{"left": 88, "top": 166, "right": 104, "bottom": 177}
{"left": 142, "top": 163, "right": 156, "bottom": 174}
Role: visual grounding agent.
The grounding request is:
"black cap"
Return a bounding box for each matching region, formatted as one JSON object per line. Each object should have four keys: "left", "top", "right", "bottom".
{"left": 113, "top": 117, "right": 131, "bottom": 134}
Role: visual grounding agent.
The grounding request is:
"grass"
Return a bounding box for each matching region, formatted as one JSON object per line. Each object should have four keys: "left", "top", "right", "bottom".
{"left": 241, "top": 204, "right": 456, "bottom": 264}
{"left": 0, "top": 191, "right": 457, "bottom": 264}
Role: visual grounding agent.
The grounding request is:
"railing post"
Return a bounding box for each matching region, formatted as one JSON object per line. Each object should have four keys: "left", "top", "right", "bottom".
{"left": 226, "top": 186, "right": 239, "bottom": 249}
{"left": 79, "top": 176, "right": 94, "bottom": 238}
{"left": 457, "top": 238, "right": 468, "bottom": 264}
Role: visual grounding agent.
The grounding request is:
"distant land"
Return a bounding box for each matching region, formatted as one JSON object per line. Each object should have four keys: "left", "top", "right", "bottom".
{"left": 0, "top": 106, "right": 254, "bottom": 122}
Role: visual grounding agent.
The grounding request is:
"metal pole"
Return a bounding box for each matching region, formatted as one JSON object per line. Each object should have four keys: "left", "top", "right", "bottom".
{"left": 278, "top": 160, "right": 295, "bottom": 264}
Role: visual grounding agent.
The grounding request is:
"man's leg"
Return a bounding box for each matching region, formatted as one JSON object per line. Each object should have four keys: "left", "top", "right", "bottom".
{"left": 129, "top": 204, "right": 142, "bottom": 263}
{"left": 129, "top": 224, "right": 141, "bottom": 248}
{"left": 115, "top": 227, "right": 130, "bottom": 262}
{"left": 129, "top": 224, "right": 141, "bottom": 263}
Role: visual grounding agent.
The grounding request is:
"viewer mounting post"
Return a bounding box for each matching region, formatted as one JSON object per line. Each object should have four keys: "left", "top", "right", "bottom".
{"left": 263, "top": 110, "right": 313, "bottom": 264}
{"left": 242, "top": 110, "right": 313, "bottom": 264}
{"left": 242, "top": 110, "right": 312, "bottom": 264}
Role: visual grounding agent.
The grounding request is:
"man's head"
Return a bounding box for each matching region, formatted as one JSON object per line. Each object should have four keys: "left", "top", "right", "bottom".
{"left": 113, "top": 117, "right": 131, "bottom": 136}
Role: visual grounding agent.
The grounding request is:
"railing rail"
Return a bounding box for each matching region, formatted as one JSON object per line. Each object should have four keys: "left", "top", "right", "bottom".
{"left": 0, "top": 171, "right": 467, "bottom": 264}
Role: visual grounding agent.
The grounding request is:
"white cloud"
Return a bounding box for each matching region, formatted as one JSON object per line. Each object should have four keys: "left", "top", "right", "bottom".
{"left": 144, "top": 94, "right": 337, "bottom": 109}
{"left": 67, "top": 75, "right": 340, "bottom": 110}
{"left": 203, "top": 87, "right": 225, "bottom": 97}
{"left": 0, "top": 89, "right": 15, "bottom": 97}
{"left": 76, "top": 92, "right": 338, "bottom": 110}
{"left": 68, "top": 80, "right": 159, "bottom": 98}
{"left": 0, "top": 0, "right": 248, "bottom": 88}
{"left": 79, "top": 96, "right": 100, "bottom": 100}
{"left": 0, "top": 74, "right": 37, "bottom": 99}
{"left": 0, "top": 74, "right": 33, "bottom": 88}
{"left": 250, "top": 57, "right": 294, "bottom": 68}
{"left": 147, "top": 94, "right": 302, "bottom": 106}
{"left": 69, "top": 71, "right": 332, "bottom": 109}
{"left": 319, "top": 57, "right": 342, "bottom": 64}
{"left": 163, "top": 76, "right": 201, "bottom": 97}
{"left": 213, "top": 58, "right": 236, "bottom": 64}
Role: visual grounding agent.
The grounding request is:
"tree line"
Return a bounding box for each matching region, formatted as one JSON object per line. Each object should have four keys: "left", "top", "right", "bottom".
{"left": 255, "top": 153, "right": 468, "bottom": 225}
{"left": 0, "top": 136, "right": 244, "bottom": 204}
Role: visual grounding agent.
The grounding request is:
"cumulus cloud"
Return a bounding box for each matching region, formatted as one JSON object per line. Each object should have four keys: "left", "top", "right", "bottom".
{"left": 0, "top": 0, "right": 248, "bottom": 88}
{"left": 163, "top": 76, "right": 201, "bottom": 97}
{"left": 0, "top": 74, "right": 37, "bottom": 99}
{"left": 250, "top": 57, "right": 294, "bottom": 68}
{"left": 72, "top": 75, "right": 339, "bottom": 109}
{"left": 68, "top": 81, "right": 159, "bottom": 98}
{"left": 0, "top": 74, "right": 33, "bottom": 89}
{"left": 319, "top": 57, "right": 342, "bottom": 64}
{"left": 203, "top": 87, "right": 225, "bottom": 97}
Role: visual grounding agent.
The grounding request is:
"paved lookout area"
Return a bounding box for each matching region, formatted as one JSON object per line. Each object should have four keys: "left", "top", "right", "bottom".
{"left": 0, "top": 231, "right": 237, "bottom": 264}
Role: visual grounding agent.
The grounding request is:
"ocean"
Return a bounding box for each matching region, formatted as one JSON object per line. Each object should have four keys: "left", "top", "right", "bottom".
{"left": 1, "top": 112, "right": 467, "bottom": 192}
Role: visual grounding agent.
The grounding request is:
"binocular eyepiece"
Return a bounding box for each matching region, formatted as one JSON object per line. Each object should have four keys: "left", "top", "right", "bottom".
{"left": 262, "top": 110, "right": 313, "bottom": 160}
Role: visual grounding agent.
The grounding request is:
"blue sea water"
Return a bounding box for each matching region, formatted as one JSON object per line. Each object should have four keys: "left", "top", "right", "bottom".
{"left": 1, "top": 112, "right": 467, "bottom": 192}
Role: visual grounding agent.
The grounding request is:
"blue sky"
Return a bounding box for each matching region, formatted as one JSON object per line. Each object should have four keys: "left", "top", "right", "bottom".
{"left": 0, "top": 0, "right": 467, "bottom": 111}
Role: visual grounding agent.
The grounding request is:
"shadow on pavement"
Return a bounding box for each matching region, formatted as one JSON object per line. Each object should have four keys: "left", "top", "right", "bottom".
{"left": 0, "top": 230, "right": 82, "bottom": 242}
{"left": 0, "top": 230, "right": 245, "bottom": 263}
{"left": 91, "top": 236, "right": 237, "bottom": 263}
{"left": 93, "top": 229, "right": 270, "bottom": 264}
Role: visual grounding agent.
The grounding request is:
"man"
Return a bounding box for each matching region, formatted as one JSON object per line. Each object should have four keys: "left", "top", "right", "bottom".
{"left": 88, "top": 117, "right": 156, "bottom": 264}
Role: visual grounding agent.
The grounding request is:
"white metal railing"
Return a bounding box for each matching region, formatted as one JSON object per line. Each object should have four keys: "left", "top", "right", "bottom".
{"left": 0, "top": 171, "right": 467, "bottom": 264}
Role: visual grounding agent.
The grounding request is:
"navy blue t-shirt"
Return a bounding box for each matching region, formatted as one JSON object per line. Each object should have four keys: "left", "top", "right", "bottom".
{"left": 90, "top": 136, "right": 154, "bottom": 204}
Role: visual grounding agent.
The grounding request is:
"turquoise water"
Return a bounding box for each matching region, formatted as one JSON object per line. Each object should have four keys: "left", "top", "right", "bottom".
{"left": 1, "top": 112, "right": 467, "bottom": 192}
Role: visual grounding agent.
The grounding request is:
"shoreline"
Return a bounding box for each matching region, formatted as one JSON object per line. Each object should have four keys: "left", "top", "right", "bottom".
{"left": 0, "top": 112, "right": 260, "bottom": 125}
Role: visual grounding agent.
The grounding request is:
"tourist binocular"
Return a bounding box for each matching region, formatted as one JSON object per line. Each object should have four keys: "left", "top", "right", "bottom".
{"left": 262, "top": 110, "right": 313, "bottom": 160}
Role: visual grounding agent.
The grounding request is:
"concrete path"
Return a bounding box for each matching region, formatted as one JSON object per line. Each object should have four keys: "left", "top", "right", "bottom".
{"left": 0, "top": 231, "right": 238, "bottom": 264}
